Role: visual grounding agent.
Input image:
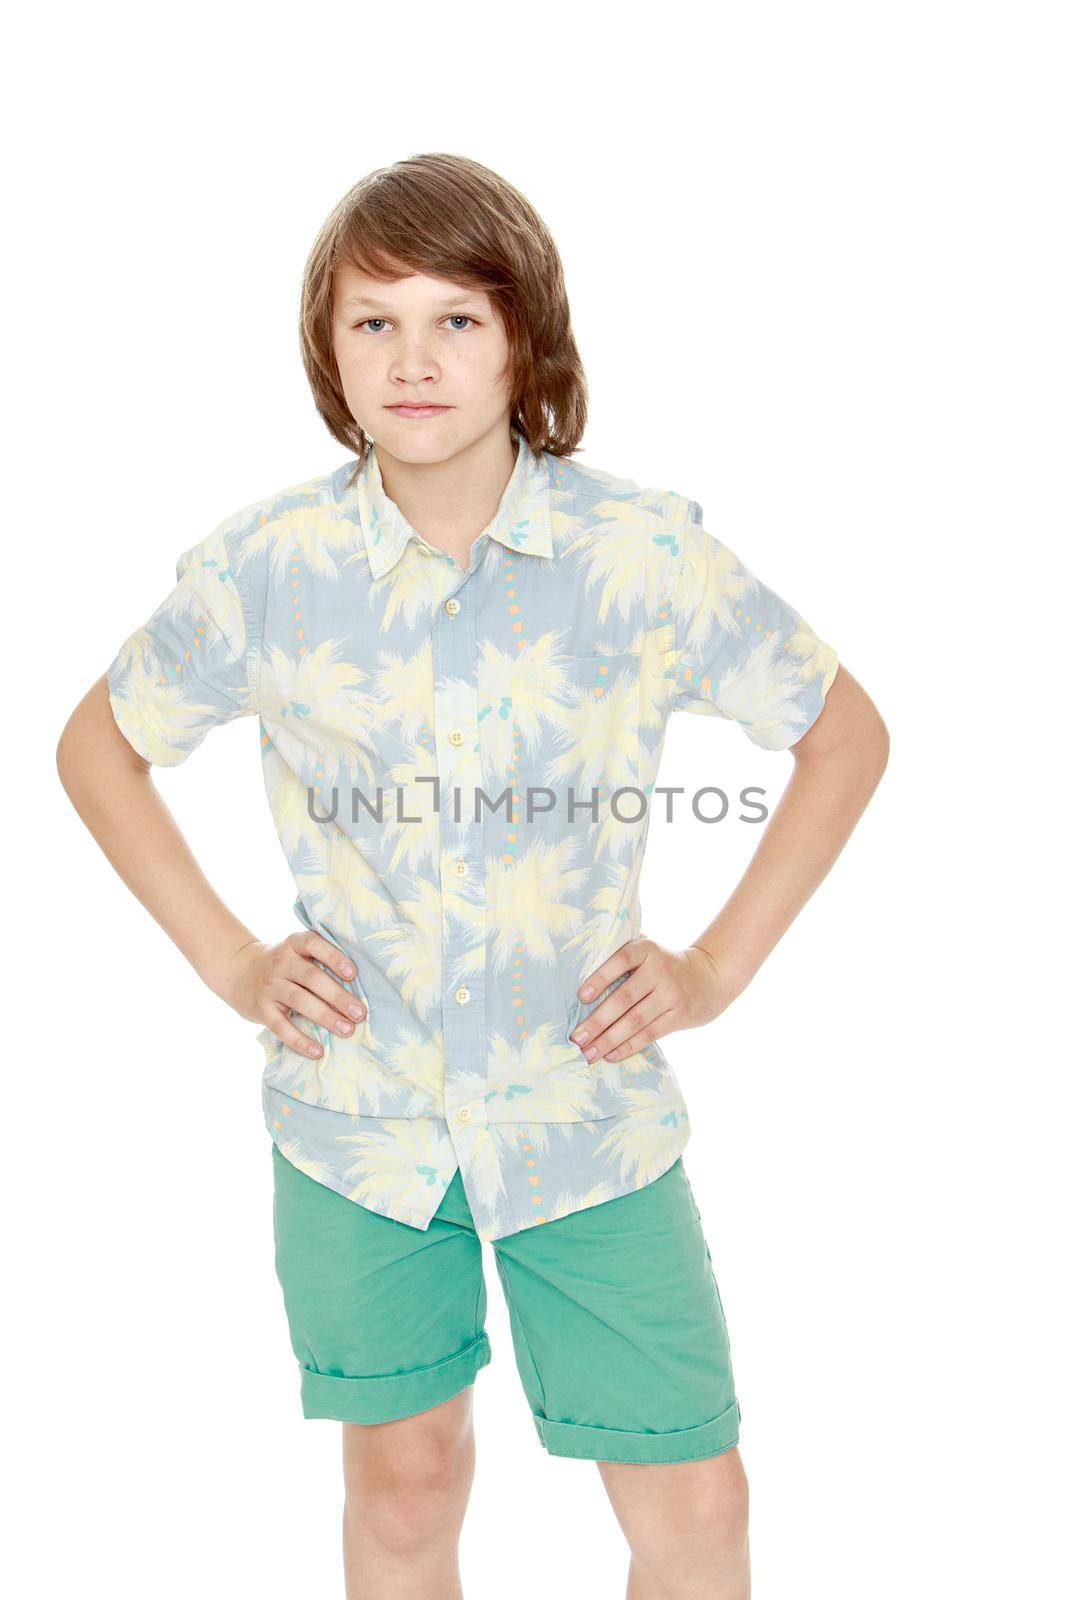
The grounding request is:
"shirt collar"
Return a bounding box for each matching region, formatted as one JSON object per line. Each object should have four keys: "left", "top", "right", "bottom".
{"left": 356, "top": 427, "right": 554, "bottom": 580}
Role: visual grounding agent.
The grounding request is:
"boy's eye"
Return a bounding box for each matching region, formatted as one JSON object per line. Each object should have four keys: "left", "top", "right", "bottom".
{"left": 353, "top": 315, "right": 479, "bottom": 333}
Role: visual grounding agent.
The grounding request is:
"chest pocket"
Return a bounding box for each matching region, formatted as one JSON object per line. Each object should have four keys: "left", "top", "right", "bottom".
{"left": 565, "top": 651, "right": 644, "bottom": 693}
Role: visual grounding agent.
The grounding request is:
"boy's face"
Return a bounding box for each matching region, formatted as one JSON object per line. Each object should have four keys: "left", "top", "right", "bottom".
{"left": 331, "top": 260, "right": 514, "bottom": 464}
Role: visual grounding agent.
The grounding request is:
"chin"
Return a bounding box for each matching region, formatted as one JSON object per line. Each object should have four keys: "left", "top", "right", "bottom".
{"left": 375, "top": 417, "right": 480, "bottom": 465}
{"left": 375, "top": 434, "right": 455, "bottom": 467}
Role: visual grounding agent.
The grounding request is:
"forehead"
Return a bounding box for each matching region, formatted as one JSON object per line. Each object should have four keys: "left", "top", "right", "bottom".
{"left": 334, "top": 260, "right": 494, "bottom": 313}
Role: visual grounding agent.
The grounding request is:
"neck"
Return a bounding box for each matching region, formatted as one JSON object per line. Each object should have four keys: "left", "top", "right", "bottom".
{"left": 375, "top": 424, "right": 519, "bottom": 569}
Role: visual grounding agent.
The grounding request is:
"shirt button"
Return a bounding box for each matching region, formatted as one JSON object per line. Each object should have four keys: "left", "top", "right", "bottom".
{"left": 448, "top": 730, "right": 464, "bottom": 746}
{"left": 457, "top": 1106, "right": 471, "bottom": 1123}
{"left": 445, "top": 598, "right": 461, "bottom": 616}
{"left": 455, "top": 986, "right": 471, "bottom": 1004}
{"left": 455, "top": 859, "right": 469, "bottom": 876}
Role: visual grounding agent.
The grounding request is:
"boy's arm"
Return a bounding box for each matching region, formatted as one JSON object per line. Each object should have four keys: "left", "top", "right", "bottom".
{"left": 56, "top": 672, "right": 263, "bottom": 994}
{"left": 56, "top": 674, "right": 362, "bottom": 1060}
{"left": 690, "top": 660, "right": 889, "bottom": 1003}
{"left": 571, "top": 664, "right": 888, "bottom": 1062}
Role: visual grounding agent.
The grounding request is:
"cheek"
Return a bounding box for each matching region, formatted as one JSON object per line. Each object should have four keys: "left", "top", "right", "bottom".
{"left": 335, "top": 340, "right": 384, "bottom": 399}
{"left": 455, "top": 334, "right": 511, "bottom": 388}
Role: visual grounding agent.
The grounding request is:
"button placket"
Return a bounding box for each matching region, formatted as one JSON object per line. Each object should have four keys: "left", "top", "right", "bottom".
{"left": 433, "top": 559, "right": 490, "bottom": 1140}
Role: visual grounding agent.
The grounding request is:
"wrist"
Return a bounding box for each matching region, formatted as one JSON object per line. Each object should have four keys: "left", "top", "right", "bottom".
{"left": 196, "top": 931, "right": 261, "bottom": 1001}
{"left": 688, "top": 941, "right": 751, "bottom": 1005}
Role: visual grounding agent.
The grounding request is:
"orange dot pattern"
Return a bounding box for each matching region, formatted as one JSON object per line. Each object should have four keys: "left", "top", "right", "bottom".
{"left": 517, "top": 1124, "right": 546, "bottom": 1219}
{"left": 502, "top": 559, "right": 526, "bottom": 864}
{"left": 159, "top": 613, "right": 211, "bottom": 687}
{"left": 291, "top": 544, "right": 307, "bottom": 655}
{"left": 678, "top": 602, "right": 765, "bottom": 697}
{"left": 512, "top": 936, "right": 527, "bottom": 1044}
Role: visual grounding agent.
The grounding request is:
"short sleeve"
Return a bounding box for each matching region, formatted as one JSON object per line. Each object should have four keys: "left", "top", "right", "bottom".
{"left": 106, "top": 520, "right": 258, "bottom": 766}
{"left": 670, "top": 501, "right": 839, "bottom": 751}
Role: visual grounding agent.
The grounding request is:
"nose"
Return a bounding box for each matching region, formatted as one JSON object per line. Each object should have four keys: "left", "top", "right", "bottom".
{"left": 390, "top": 340, "right": 441, "bottom": 387}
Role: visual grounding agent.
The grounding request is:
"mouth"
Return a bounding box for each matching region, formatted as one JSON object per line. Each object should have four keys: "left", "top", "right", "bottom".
{"left": 385, "top": 404, "right": 453, "bottom": 419}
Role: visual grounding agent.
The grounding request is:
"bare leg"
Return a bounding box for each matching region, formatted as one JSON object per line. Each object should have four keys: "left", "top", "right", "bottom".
{"left": 340, "top": 1386, "right": 477, "bottom": 1600}
{"left": 598, "top": 1444, "right": 750, "bottom": 1599}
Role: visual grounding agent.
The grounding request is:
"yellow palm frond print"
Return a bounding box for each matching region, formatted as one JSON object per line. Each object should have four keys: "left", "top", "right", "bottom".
{"left": 107, "top": 430, "right": 836, "bottom": 1240}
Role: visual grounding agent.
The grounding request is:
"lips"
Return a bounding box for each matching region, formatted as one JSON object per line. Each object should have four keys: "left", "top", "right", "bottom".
{"left": 386, "top": 404, "right": 451, "bottom": 418}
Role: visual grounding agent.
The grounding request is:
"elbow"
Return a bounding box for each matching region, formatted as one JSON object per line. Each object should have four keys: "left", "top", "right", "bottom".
{"left": 55, "top": 715, "right": 78, "bottom": 793}
{"left": 862, "top": 703, "right": 890, "bottom": 768}
{"left": 873, "top": 710, "right": 891, "bottom": 776}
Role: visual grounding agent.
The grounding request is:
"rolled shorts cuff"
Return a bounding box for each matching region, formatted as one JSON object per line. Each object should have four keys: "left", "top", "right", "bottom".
{"left": 299, "top": 1331, "right": 491, "bottom": 1424}
{"left": 533, "top": 1397, "right": 741, "bottom": 1464}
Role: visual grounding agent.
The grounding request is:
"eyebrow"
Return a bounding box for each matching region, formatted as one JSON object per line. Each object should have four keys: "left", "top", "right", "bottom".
{"left": 340, "top": 291, "right": 483, "bottom": 313}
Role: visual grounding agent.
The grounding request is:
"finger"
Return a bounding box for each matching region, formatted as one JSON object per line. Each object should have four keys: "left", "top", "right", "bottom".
{"left": 275, "top": 975, "right": 362, "bottom": 1039}
{"left": 601, "top": 1008, "right": 676, "bottom": 1061}
{"left": 584, "top": 993, "right": 671, "bottom": 1062}
{"left": 571, "top": 974, "right": 657, "bottom": 1051}
{"left": 293, "top": 953, "right": 366, "bottom": 1025}
{"left": 289, "top": 934, "right": 366, "bottom": 1023}
{"left": 261, "top": 1002, "right": 327, "bottom": 1059}
{"left": 297, "top": 931, "right": 359, "bottom": 986}
{"left": 575, "top": 938, "right": 647, "bottom": 1005}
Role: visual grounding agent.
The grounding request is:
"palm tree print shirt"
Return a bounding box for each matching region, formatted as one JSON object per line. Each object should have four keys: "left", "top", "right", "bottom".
{"left": 106, "top": 429, "right": 839, "bottom": 1241}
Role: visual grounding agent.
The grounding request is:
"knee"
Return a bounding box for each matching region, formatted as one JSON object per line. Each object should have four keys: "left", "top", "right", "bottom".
{"left": 630, "top": 1449, "right": 750, "bottom": 1578}
{"left": 344, "top": 1427, "right": 473, "bottom": 1555}
{"left": 695, "top": 1450, "right": 749, "bottom": 1548}
{"left": 686, "top": 1449, "right": 749, "bottom": 1564}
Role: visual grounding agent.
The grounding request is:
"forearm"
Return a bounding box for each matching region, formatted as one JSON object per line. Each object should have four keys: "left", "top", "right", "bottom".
{"left": 693, "top": 687, "right": 889, "bottom": 999}
{"left": 57, "top": 677, "right": 258, "bottom": 995}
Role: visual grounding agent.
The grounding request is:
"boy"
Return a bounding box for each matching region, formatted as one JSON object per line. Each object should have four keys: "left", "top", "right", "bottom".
{"left": 58, "top": 152, "right": 888, "bottom": 1600}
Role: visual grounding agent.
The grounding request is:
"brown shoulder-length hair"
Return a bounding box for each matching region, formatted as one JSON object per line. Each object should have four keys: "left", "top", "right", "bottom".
{"left": 299, "top": 153, "right": 588, "bottom": 481}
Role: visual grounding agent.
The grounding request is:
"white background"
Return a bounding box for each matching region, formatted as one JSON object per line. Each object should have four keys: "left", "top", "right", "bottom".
{"left": 10, "top": 2, "right": 1064, "bottom": 1595}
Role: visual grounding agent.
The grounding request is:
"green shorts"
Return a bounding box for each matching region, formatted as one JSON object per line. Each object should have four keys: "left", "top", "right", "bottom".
{"left": 270, "top": 1146, "right": 741, "bottom": 1465}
